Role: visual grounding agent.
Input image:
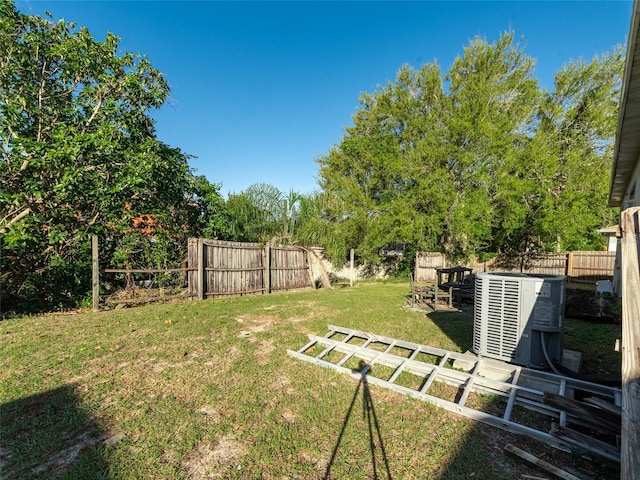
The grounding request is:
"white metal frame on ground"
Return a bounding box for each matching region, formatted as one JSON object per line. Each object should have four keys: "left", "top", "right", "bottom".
{"left": 288, "top": 325, "right": 621, "bottom": 462}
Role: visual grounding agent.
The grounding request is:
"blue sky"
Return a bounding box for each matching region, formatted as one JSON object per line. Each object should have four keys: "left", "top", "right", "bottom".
{"left": 17, "top": 1, "right": 634, "bottom": 197}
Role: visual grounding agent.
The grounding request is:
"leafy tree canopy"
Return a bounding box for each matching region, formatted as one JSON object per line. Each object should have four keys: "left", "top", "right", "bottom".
{"left": 318, "top": 31, "right": 623, "bottom": 264}
{"left": 0, "top": 1, "right": 227, "bottom": 311}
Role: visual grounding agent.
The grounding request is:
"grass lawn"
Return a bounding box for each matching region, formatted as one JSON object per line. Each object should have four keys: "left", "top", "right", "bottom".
{"left": 0, "top": 282, "right": 622, "bottom": 479}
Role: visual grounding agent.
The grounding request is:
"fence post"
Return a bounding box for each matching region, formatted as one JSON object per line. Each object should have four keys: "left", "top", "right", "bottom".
{"left": 566, "top": 251, "right": 574, "bottom": 278}
{"left": 350, "top": 248, "right": 355, "bottom": 287}
{"left": 197, "top": 238, "right": 204, "bottom": 300}
{"left": 620, "top": 207, "right": 640, "bottom": 480}
{"left": 92, "top": 235, "right": 99, "bottom": 312}
{"left": 264, "top": 242, "right": 271, "bottom": 294}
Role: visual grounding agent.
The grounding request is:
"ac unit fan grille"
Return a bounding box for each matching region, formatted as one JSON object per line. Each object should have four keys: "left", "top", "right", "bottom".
{"left": 486, "top": 279, "right": 520, "bottom": 360}
{"left": 473, "top": 278, "right": 483, "bottom": 354}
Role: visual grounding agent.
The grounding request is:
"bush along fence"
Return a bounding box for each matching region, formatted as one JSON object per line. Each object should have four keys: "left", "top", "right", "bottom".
{"left": 414, "top": 251, "right": 616, "bottom": 283}
{"left": 187, "top": 238, "right": 314, "bottom": 300}
{"left": 91, "top": 235, "right": 194, "bottom": 311}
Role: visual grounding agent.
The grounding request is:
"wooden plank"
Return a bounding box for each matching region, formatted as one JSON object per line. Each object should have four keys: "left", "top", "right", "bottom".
{"left": 207, "top": 287, "right": 266, "bottom": 296}
{"left": 197, "top": 238, "right": 204, "bottom": 300}
{"left": 92, "top": 235, "right": 99, "bottom": 312}
{"left": 104, "top": 268, "right": 195, "bottom": 274}
{"left": 105, "top": 291, "right": 190, "bottom": 305}
{"left": 542, "top": 392, "right": 620, "bottom": 435}
{"left": 504, "top": 444, "right": 581, "bottom": 480}
{"left": 567, "top": 251, "right": 574, "bottom": 278}
{"left": 269, "top": 266, "right": 309, "bottom": 271}
{"left": 583, "top": 397, "right": 622, "bottom": 416}
{"left": 550, "top": 424, "right": 621, "bottom": 462}
{"left": 265, "top": 242, "right": 271, "bottom": 294}
{"left": 201, "top": 239, "right": 261, "bottom": 248}
{"left": 620, "top": 206, "right": 640, "bottom": 480}
{"left": 203, "top": 267, "right": 264, "bottom": 273}
{"left": 188, "top": 238, "right": 198, "bottom": 298}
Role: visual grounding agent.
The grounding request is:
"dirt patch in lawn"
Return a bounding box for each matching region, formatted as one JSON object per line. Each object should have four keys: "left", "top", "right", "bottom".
{"left": 181, "top": 434, "right": 246, "bottom": 479}
{"left": 236, "top": 315, "right": 276, "bottom": 339}
{"left": 255, "top": 339, "right": 275, "bottom": 365}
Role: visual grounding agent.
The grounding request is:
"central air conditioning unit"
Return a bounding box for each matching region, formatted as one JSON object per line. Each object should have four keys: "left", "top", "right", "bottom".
{"left": 473, "top": 272, "right": 565, "bottom": 369}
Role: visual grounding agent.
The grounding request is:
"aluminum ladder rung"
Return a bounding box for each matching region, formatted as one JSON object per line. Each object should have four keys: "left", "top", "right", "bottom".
{"left": 337, "top": 337, "right": 374, "bottom": 366}
{"left": 457, "top": 359, "right": 482, "bottom": 407}
{"left": 388, "top": 348, "right": 422, "bottom": 384}
{"left": 503, "top": 366, "right": 523, "bottom": 423}
{"left": 420, "top": 353, "right": 449, "bottom": 394}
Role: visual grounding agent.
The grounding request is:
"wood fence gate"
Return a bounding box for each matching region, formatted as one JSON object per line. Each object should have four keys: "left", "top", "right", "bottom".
{"left": 187, "top": 238, "right": 314, "bottom": 299}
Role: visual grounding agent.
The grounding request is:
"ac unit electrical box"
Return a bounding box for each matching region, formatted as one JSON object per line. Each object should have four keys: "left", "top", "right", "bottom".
{"left": 473, "top": 272, "right": 565, "bottom": 369}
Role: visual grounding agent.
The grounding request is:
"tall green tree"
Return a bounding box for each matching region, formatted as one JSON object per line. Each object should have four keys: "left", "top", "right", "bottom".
{"left": 318, "top": 31, "right": 622, "bottom": 265}
{"left": 0, "top": 2, "right": 218, "bottom": 310}
{"left": 490, "top": 49, "right": 623, "bottom": 255}
{"left": 536, "top": 49, "right": 623, "bottom": 251}
{"left": 443, "top": 32, "right": 540, "bottom": 257}
{"left": 319, "top": 32, "right": 541, "bottom": 262}
{"left": 186, "top": 175, "right": 230, "bottom": 240}
{"left": 319, "top": 62, "right": 448, "bottom": 263}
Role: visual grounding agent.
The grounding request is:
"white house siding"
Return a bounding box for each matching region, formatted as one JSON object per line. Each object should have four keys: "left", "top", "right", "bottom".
{"left": 622, "top": 153, "right": 640, "bottom": 209}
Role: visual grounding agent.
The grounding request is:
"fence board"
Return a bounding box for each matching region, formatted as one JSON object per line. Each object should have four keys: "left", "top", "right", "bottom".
{"left": 415, "top": 252, "right": 446, "bottom": 282}
{"left": 620, "top": 207, "right": 640, "bottom": 479}
{"left": 270, "top": 245, "right": 312, "bottom": 292}
{"left": 527, "top": 253, "right": 567, "bottom": 275}
{"left": 188, "top": 238, "right": 198, "bottom": 298}
{"left": 568, "top": 251, "right": 616, "bottom": 282}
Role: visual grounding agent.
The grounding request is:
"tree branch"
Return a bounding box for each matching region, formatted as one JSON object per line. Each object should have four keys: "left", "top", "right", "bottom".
{"left": 37, "top": 59, "right": 48, "bottom": 143}
{"left": 0, "top": 207, "right": 32, "bottom": 233}
{"left": 83, "top": 95, "right": 103, "bottom": 132}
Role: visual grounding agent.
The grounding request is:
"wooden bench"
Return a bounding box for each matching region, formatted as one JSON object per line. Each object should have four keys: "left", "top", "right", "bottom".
{"left": 409, "top": 273, "right": 434, "bottom": 307}
{"left": 436, "top": 267, "right": 474, "bottom": 310}
{"left": 432, "top": 283, "right": 453, "bottom": 310}
{"left": 411, "top": 268, "right": 475, "bottom": 310}
{"left": 409, "top": 273, "right": 453, "bottom": 310}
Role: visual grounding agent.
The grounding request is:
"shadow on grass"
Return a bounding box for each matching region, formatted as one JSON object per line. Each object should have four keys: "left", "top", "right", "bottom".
{"left": 0, "top": 384, "right": 113, "bottom": 480}
{"left": 427, "top": 310, "right": 474, "bottom": 353}
{"left": 324, "top": 360, "right": 392, "bottom": 480}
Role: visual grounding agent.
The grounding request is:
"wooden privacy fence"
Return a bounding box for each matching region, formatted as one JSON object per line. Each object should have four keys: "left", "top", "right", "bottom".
{"left": 566, "top": 251, "right": 617, "bottom": 282}
{"left": 187, "top": 238, "right": 314, "bottom": 299}
{"left": 415, "top": 251, "right": 616, "bottom": 283}
{"left": 414, "top": 252, "right": 447, "bottom": 282}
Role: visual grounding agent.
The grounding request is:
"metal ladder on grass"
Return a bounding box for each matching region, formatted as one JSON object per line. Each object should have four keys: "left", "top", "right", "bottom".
{"left": 288, "top": 325, "right": 621, "bottom": 462}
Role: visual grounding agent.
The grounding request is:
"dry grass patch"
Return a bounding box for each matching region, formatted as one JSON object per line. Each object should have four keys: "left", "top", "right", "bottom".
{"left": 181, "top": 435, "right": 246, "bottom": 479}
